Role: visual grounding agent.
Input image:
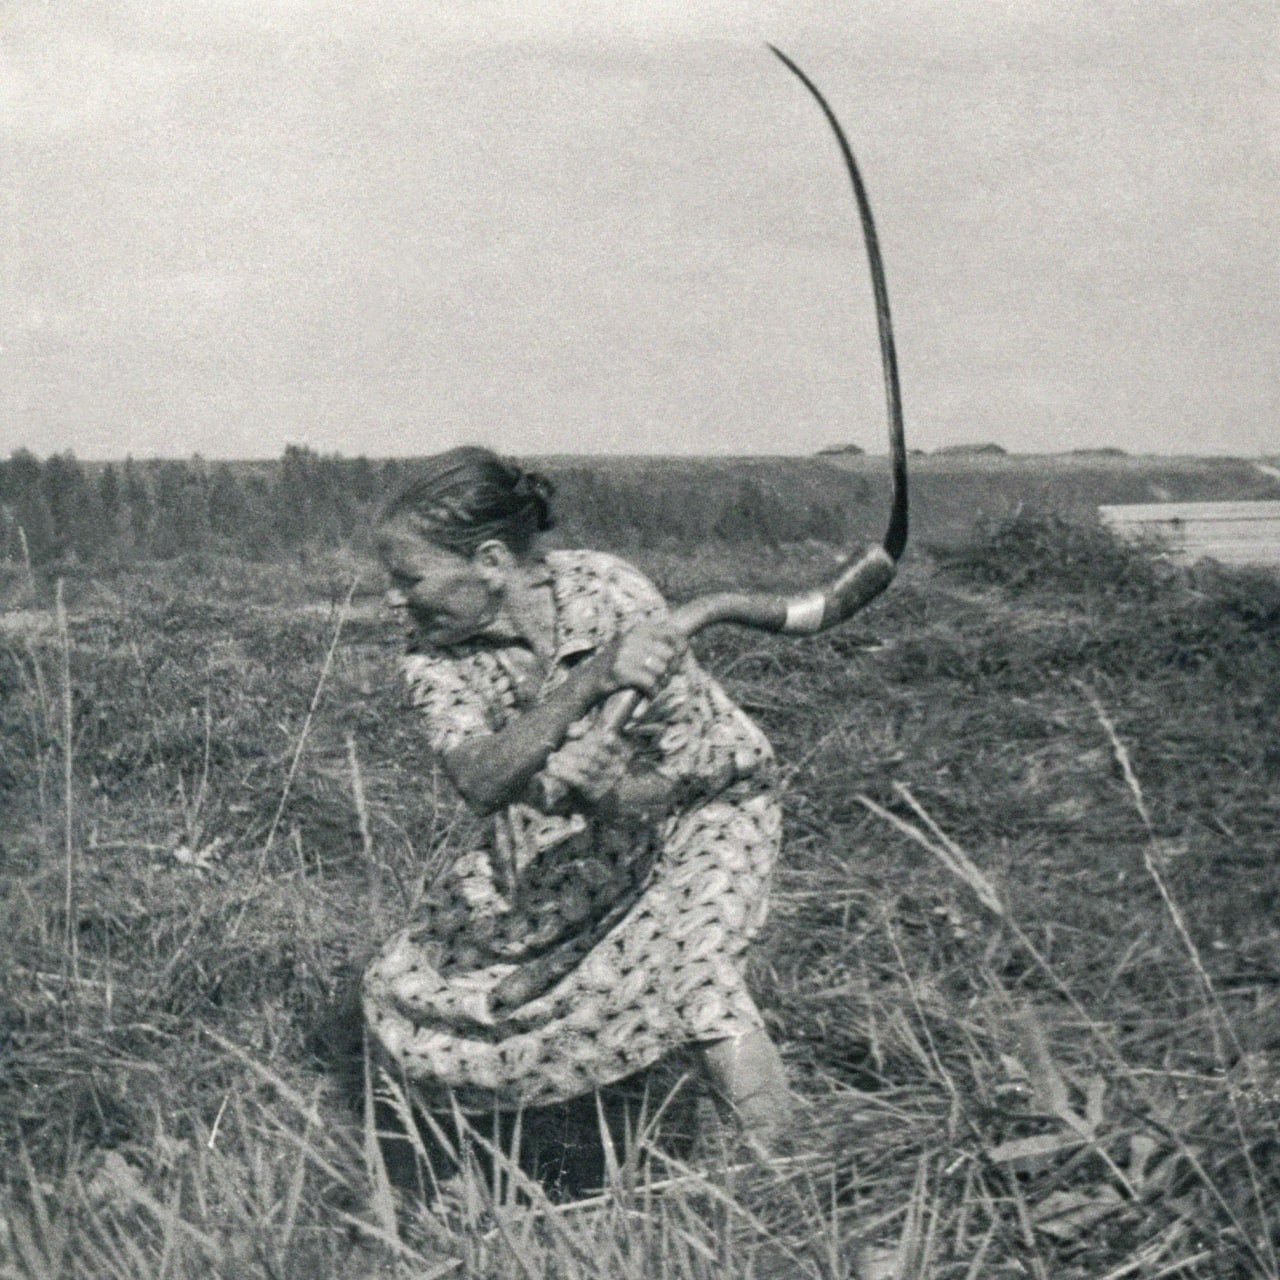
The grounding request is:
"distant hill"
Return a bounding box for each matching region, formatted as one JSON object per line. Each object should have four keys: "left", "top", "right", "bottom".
{"left": 932, "top": 442, "right": 1008, "bottom": 456}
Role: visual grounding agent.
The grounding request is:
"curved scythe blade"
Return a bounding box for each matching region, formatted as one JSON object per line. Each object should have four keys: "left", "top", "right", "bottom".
{"left": 768, "top": 44, "right": 909, "bottom": 561}
{"left": 593, "top": 50, "right": 911, "bottom": 740}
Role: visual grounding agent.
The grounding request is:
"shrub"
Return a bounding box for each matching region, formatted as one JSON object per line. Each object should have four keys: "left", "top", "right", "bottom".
{"left": 935, "top": 508, "right": 1165, "bottom": 598}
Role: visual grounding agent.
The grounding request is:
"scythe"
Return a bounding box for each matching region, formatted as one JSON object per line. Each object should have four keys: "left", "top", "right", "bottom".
{"left": 490, "top": 50, "right": 909, "bottom": 1014}
{"left": 600, "top": 46, "right": 909, "bottom": 736}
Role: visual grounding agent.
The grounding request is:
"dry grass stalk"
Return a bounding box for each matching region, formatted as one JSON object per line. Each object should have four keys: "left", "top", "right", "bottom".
{"left": 899, "top": 782, "right": 1006, "bottom": 918}
{"left": 1077, "top": 684, "right": 1228, "bottom": 1034}
{"left": 344, "top": 731, "right": 373, "bottom": 865}
{"left": 856, "top": 789, "right": 1004, "bottom": 918}
{"left": 56, "top": 577, "right": 78, "bottom": 985}
{"left": 858, "top": 784, "right": 1128, "bottom": 1070}
{"left": 258, "top": 575, "right": 361, "bottom": 868}
{"left": 229, "top": 574, "right": 359, "bottom": 939}
{"left": 18, "top": 524, "right": 37, "bottom": 602}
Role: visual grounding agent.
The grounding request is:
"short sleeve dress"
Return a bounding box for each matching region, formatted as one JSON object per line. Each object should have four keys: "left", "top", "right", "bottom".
{"left": 362, "top": 550, "right": 781, "bottom": 1111}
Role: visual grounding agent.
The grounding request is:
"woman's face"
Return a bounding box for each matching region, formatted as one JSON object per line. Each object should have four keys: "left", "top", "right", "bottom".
{"left": 378, "top": 523, "right": 501, "bottom": 647}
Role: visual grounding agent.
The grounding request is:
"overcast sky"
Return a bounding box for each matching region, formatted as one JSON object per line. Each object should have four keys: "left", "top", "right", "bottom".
{"left": 3, "top": 0, "right": 1277, "bottom": 459}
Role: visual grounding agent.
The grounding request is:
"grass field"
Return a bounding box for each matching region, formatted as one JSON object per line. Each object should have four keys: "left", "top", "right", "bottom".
{"left": 1, "top": 496, "right": 1278, "bottom": 1277}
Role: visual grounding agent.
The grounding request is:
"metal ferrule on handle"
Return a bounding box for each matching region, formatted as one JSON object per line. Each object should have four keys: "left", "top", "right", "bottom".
{"left": 670, "top": 543, "right": 895, "bottom": 637}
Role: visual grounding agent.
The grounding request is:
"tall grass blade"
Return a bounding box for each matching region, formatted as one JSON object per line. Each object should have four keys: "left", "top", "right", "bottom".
{"left": 55, "top": 578, "right": 77, "bottom": 983}
{"left": 362, "top": 1036, "right": 400, "bottom": 1243}
{"left": 858, "top": 790, "right": 1004, "bottom": 918}
{"left": 230, "top": 573, "right": 359, "bottom": 938}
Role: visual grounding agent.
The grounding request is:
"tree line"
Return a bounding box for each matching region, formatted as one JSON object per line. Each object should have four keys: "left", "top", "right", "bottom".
{"left": 0, "top": 447, "right": 405, "bottom": 566}
{"left": 0, "top": 447, "right": 862, "bottom": 567}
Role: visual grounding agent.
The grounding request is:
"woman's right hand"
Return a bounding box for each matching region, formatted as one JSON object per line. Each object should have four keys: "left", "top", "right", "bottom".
{"left": 544, "top": 725, "right": 630, "bottom": 805}
{"left": 598, "top": 621, "right": 686, "bottom": 698}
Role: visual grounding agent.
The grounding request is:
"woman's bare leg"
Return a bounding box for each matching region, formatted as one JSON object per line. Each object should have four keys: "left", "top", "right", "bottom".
{"left": 699, "top": 1027, "right": 793, "bottom": 1154}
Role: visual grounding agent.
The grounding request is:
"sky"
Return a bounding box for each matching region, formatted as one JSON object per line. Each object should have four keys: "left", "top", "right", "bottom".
{"left": 3, "top": 0, "right": 1277, "bottom": 460}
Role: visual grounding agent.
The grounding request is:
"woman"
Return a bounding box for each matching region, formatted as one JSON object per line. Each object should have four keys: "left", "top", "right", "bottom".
{"left": 362, "top": 446, "right": 792, "bottom": 1149}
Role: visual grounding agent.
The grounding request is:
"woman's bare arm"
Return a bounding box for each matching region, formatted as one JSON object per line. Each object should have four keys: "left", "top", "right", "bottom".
{"left": 443, "top": 656, "right": 612, "bottom": 812}
{"left": 442, "top": 621, "right": 684, "bottom": 813}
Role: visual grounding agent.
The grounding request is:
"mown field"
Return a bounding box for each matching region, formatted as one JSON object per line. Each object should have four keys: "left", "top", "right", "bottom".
{"left": 1, "top": 487, "right": 1278, "bottom": 1278}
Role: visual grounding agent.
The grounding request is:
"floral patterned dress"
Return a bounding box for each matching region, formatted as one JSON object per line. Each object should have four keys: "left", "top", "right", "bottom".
{"left": 363, "top": 550, "right": 781, "bottom": 1110}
